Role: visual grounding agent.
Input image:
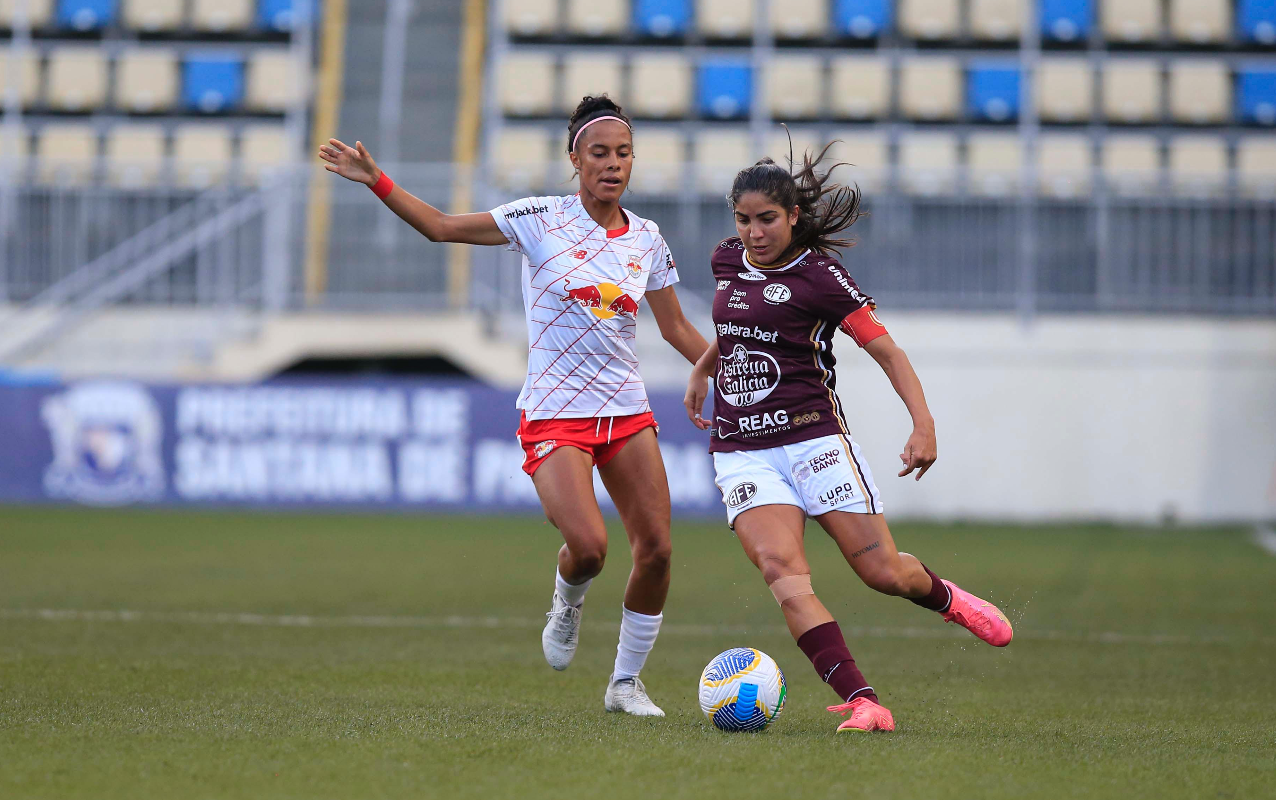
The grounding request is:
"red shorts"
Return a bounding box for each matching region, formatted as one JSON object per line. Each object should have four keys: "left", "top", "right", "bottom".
{"left": 517, "top": 411, "right": 659, "bottom": 476}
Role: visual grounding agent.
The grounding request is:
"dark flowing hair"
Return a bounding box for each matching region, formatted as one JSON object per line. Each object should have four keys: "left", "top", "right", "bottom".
{"left": 566, "top": 94, "right": 632, "bottom": 154}
{"left": 728, "top": 134, "right": 863, "bottom": 258}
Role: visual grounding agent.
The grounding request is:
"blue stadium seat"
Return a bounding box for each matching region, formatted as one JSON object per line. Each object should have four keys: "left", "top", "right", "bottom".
{"left": 1238, "top": 0, "right": 1276, "bottom": 44}
{"left": 698, "top": 59, "right": 752, "bottom": 119}
{"left": 834, "top": 0, "right": 891, "bottom": 39}
{"left": 1040, "top": 0, "right": 1091, "bottom": 42}
{"left": 258, "top": 0, "right": 299, "bottom": 32}
{"left": 633, "top": 0, "right": 690, "bottom": 37}
{"left": 967, "top": 62, "right": 1020, "bottom": 122}
{"left": 183, "top": 53, "right": 245, "bottom": 113}
{"left": 1238, "top": 67, "right": 1276, "bottom": 125}
{"left": 57, "top": 0, "right": 116, "bottom": 30}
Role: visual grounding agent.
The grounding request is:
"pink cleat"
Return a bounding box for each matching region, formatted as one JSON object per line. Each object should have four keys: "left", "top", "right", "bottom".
{"left": 941, "top": 579, "right": 1013, "bottom": 647}
{"left": 829, "top": 697, "right": 896, "bottom": 734}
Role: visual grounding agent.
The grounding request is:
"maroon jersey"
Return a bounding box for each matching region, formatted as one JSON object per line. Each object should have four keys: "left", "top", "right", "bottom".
{"left": 708, "top": 238, "right": 886, "bottom": 453}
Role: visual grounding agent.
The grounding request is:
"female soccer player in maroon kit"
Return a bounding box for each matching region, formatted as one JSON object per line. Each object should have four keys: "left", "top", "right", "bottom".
{"left": 684, "top": 149, "right": 1013, "bottom": 734}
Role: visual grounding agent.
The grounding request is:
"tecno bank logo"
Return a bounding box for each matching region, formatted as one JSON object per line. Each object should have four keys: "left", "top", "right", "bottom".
{"left": 41, "top": 381, "right": 165, "bottom": 505}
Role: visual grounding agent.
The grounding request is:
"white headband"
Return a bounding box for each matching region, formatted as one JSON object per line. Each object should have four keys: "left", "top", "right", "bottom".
{"left": 571, "top": 115, "right": 631, "bottom": 151}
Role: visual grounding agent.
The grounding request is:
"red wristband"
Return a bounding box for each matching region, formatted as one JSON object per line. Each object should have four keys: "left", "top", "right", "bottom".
{"left": 370, "top": 171, "right": 394, "bottom": 200}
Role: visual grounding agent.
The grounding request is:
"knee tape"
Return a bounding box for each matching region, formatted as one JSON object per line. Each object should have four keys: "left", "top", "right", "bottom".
{"left": 768, "top": 573, "right": 814, "bottom": 606}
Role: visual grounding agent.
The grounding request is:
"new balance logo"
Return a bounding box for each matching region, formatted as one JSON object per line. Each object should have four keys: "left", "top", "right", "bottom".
{"left": 571, "top": 249, "right": 588, "bottom": 259}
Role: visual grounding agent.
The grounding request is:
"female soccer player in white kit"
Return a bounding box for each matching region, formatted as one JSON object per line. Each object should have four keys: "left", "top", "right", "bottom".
{"left": 685, "top": 148, "right": 1014, "bottom": 734}
{"left": 321, "top": 96, "right": 709, "bottom": 716}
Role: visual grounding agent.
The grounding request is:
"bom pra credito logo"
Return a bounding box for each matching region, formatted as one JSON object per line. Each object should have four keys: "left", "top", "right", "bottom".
{"left": 562, "top": 280, "right": 639, "bottom": 320}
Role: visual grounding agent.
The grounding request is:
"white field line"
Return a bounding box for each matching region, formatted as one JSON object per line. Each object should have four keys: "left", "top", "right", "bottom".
{"left": 0, "top": 608, "right": 1262, "bottom": 648}
{"left": 1253, "top": 525, "right": 1276, "bottom": 556}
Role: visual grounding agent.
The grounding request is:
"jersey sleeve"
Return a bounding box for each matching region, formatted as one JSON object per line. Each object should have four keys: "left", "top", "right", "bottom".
{"left": 645, "top": 236, "right": 680, "bottom": 291}
{"left": 822, "top": 261, "right": 888, "bottom": 348}
{"left": 489, "top": 196, "right": 558, "bottom": 255}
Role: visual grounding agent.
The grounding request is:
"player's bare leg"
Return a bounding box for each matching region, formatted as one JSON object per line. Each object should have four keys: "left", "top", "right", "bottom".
{"left": 733, "top": 504, "right": 891, "bottom": 732}
{"left": 532, "top": 446, "right": 608, "bottom": 670}
{"left": 596, "top": 428, "right": 671, "bottom": 717}
{"left": 816, "top": 511, "right": 1013, "bottom": 647}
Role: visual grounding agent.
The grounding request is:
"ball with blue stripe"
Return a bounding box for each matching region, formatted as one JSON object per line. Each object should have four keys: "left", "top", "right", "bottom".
{"left": 698, "top": 648, "right": 787, "bottom": 732}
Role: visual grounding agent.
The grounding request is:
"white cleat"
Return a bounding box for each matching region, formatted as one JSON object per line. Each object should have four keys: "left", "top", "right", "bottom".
{"left": 542, "top": 592, "right": 582, "bottom": 671}
{"left": 604, "top": 677, "right": 665, "bottom": 717}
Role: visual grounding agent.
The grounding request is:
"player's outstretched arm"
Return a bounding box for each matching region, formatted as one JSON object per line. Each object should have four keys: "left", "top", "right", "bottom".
{"left": 318, "top": 138, "right": 508, "bottom": 247}
{"left": 863, "top": 334, "right": 937, "bottom": 480}
{"left": 684, "top": 340, "right": 716, "bottom": 431}
{"left": 646, "top": 286, "right": 710, "bottom": 364}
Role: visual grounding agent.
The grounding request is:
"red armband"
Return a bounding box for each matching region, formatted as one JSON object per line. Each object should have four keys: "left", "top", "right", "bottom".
{"left": 840, "top": 306, "right": 888, "bottom": 347}
{"left": 370, "top": 171, "right": 395, "bottom": 200}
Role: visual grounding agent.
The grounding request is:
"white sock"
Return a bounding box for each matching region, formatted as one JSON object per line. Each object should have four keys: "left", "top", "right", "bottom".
{"left": 611, "top": 605, "right": 663, "bottom": 682}
{"left": 555, "top": 568, "right": 591, "bottom": 607}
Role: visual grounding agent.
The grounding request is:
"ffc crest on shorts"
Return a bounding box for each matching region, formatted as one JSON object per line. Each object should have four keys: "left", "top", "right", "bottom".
{"left": 534, "top": 440, "right": 557, "bottom": 459}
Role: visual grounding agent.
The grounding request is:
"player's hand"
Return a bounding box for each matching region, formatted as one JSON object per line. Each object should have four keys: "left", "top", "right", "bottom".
{"left": 319, "top": 138, "right": 381, "bottom": 186}
{"left": 898, "top": 424, "right": 936, "bottom": 480}
{"left": 684, "top": 372, "right": 712, "bottom": 431}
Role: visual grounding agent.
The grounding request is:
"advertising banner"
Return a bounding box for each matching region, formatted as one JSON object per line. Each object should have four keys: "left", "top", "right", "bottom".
{"left": 0, "top": 379, "right": 723, "bottom": 514}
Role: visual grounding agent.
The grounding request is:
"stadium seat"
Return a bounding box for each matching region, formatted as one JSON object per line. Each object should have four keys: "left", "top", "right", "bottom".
{"left": 898, "top": 0, "right": 960, "bottom": 40}
{"left": 1168, "top": 61, "right": 1231, "bottom": 125}
{"left": 46, "top": 47, "right": 108, "bottom": 112}
{"left": 628, "top": 53, "right": 691, "bottom": 117}
{"left": 627, "top": 128, "right": 685, "bottom": 193}
{"left": 970, "top": 0, "right": 1023, "bottom": 41}
{"left": 1238, "top": 0, "right": 1276, "bottom": 44}
{"left": 633, "top": 0, "right": 690, "bottom": 37}
{"left": 1236, "top": 137, "right": 1276, "bottom": 197}
{"left": 105, "top": 125, "right": 165, "bottom": 188}
{"left": 829, "top": 55, "right": 891, "bottom": 119}
{"left": 1036, "top": 59, "right": 1093, "bottom": 122}
{"left": 698, "top": 0, "right": 753, "bottom": 38}
{"left": 770, "top": 0, "right": 824, "bottom": 39}
{"left": 1169, "top": 0, "right": 1230, "bottom": 45}
{"left": 834, "top": 0, "right": 890, "bottom": 38}
{"left": 898, "top": 132, "right": 958, "bottom": 195}
{"left": 183, "top": 53, "right": 245, "bottom": 113}
{"left": 0, "top": 125, "right": 29, "bottom": 179}
{"left": 694, "top": 128, "right": 751, "bottom": 192}
{"left": 56, "top": 0, "right": 116, "bottom": 30}
{"left": 492, "top": 127, "right": 551, "bottom": 192}
{"left": 561, "top": 52, "right": 624, "bottom": 113}
{"left": 1101, "top": 60, "right": 1161, "bottom": 124}
{"left": 1168, "top": 136, "right": 1228, "bottom": 197}
{"left": 114, "top": 49, "right": 179, "bottom": 113}
{"left": 698, "top": 59, "right": 752, "bottom": 119}
{"left": 899, "top": 57, "right": 961, "bottom": 121}
{"left": 0, "top": 46, "right": 40, "bottom": 109}
{"left": 1101, "top": 135, "right": 1161, "bottom": 195}
{"left": 240, "top": 125, "right": 290, "bottom": 185}
{"left": 173, "top": 125, "right": 233, "bottom": 188}
{"left": 502, "top": 0, "right": 557, "bottom": 36}
{"left": 1037, "top": 134, "right": 1093, "bottom": 198}
{"left": 258, "top": 0, "right": 299, "bottom": 32}
{"left": 826, "top": 131, "right": 889, "bottom": 191}
{"left": 566, "top": 0, "right": 627, "bottom": 37}
{"left": 36, "top": 124, "right": 97, "bottom": 186}
{"left": 1101, "top": 0, "right": 1161, "bottom": 44}
{"left": 497, "top": 52, "right": 555, "bottom": 117}
{"left": 1238, "top": 67, "right": 1276, "bottom": 125}
{"left": 122, "top": 0, "right": 182, "bottom": 31}
{"left": 0, "top": 0, "right": 54, "bottom": 27}
{"left": 1040, "top": 0, "right": 1092, "bottom": 42}
{"left": 967, "top": 133, "right": 1022, "bottom": 196}
{"left": 967, "top": 62, "right": 1020, "bottom": 122}
{"left": 246, "top": 50, "right": 302, "bottom": 113}
{"left": 765, "top": 55, "right": 822, "bottom": 120}
{"left": 191, "top": 0, "right": 252, "bottom": 32}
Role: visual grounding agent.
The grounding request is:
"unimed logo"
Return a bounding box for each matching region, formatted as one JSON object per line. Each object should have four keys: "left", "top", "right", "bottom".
{"left": 504, "top": 204, "right": 548, "bottom": 220}
{"left": 726, "top": 482, "right": 757, "bottom": 508}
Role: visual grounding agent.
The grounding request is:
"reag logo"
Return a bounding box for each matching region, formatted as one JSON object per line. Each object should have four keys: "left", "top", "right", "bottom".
{"left": 725, "top": 482, "right": 758, "bottom": 508}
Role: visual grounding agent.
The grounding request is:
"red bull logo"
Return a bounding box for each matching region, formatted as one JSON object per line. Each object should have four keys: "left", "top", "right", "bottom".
{"left": 563, "top": 281, "right": 640, "bottom": 320}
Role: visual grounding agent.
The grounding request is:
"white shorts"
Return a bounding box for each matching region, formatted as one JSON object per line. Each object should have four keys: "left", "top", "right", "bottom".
{"left": 712, "top": 433, "right": 883, "bottom": 528}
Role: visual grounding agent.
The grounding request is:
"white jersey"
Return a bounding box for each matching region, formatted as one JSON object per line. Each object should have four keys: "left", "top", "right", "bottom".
{"left": 491, "top": 194, "right": 680, "bottom": 420}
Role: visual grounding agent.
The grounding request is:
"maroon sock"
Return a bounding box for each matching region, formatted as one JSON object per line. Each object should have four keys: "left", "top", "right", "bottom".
{"left": 796, "top": 621, "right": 877, "bottom": 704}
{"left": 909, "top": 564, "right": 952, "bottom": 612}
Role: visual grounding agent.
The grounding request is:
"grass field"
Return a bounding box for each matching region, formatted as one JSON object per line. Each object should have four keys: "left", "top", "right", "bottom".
{"left": 1, "top": 508, "right": 1272, "bottom": 799}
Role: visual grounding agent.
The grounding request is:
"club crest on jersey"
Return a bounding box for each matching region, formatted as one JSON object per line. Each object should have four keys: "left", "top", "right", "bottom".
{"left": 562, "top": 280, "right": 639, "bottom": 319}
{"left": 717, "top": 344, "right": 781, "bottom": 407}
{"left": 627, "top": 258, "right": 642, "bottom": 278}
{"left": 534, "top": 440, "right": 557, "bottom": 459}
{"left": 763, "top": 284, "right": 791, "bottom": 304}
{"left": 738, "top": 271, "right": 766, "bottom": 281}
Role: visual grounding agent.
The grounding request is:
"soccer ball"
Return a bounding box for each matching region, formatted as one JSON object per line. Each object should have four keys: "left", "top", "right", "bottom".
{"left": 698, "top": 648, "right": 786, "bottom": 732}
